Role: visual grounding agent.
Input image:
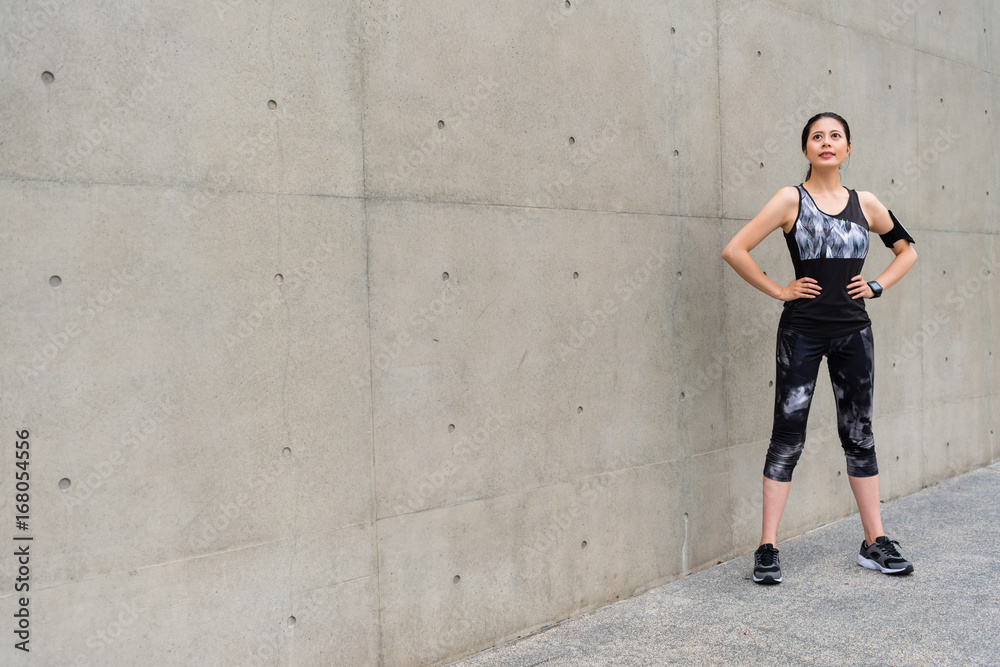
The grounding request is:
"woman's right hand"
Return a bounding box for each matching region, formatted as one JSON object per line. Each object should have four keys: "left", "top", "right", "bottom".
{"left": 779, "top": 277, "right": 821, "bottom": 301}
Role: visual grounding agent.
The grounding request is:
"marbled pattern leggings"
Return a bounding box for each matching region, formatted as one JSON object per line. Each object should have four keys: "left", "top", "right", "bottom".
{"left": 763, "top": 326, "right": 878, "bottom": 482}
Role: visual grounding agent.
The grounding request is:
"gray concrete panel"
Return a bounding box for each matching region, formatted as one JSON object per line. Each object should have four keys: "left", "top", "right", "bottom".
{"left": 361, "top": 0, "right": 720, "bottom": 216}
{"left": 834, "top": 1, "right": 919, "bottom": 47}
{"left": 721, "top": 218, "right": 792, "bottom": 448}
{"left": 676, "top": 222, "right": 728, "bottom": 457}
{"left": 1, "top": 2, "right": 996, "bottom": 664}
{"left": 720, "top": 2, "right": 846, "bottom": 220}
{"left": 914, "top": 52, "right": 991, "bottom": 233}
{"left": 914, "top": 0, "right": 988, "bottom": 69}
{"left": 369, "top": 201, "right": 715, "bottom": 519}
{"left": 916, "top": 231, "right": 992, "bottom": 406}
{"left": 873, "top": 410, "right": 925, "bottom": 502}
{"left": 686, "top": 449, "right": 734, "bottom": 569}
{"left": 921, "top": 397, "right": 992, "bottom": 486}
{"left": 727, "top": 439, "right": 769, "bottom": 552}
{"left": 24, "top": 535, "right": 378, "bottom": 665}
{"left": 0, "top": 1, "right": 364, "bottom": 196}
{"left": 767, "top": 0, "right": 932, "bottom": 50}
{"left": 837, "top": 31, "right": 918, "bottom": 212}
{"left": 991, "top": 4, "right": 1000, "bottom": 73}
{"left": 991, "top": 74, "right": 1000, "bottom": 232}
{"left": 870, "top": 256, "right": 924, "bottom": 415}
{"left": 1, "top": 180, "right": 373, "bottom": 586}
{"left": 377, "top": 462, "right": 684, "bottom": 666}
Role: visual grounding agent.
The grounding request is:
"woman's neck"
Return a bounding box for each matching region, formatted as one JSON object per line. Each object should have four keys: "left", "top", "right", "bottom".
{"left": 804, "top": 168, "right": 843, "bottom": 194}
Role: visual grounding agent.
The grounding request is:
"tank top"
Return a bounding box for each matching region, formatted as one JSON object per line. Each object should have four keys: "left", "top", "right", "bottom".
{"left": 778, "top": 185, "right": 871, "bottom": 337}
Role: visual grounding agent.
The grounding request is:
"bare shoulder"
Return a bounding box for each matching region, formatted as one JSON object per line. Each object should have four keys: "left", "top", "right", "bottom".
{"left": 771, "top": 186, "right": 801, "bottom": 227}
{"left": 857, "top": 190, "right": 892, "bottom": 234}
{"left": 766, "top": 186, "right": 801, "bottom": 224}
{"left": 856, "top": 190, "right": 884, "bottom": 208}
{"left": 775, "top": 185, "right": 800, "bottom": 204}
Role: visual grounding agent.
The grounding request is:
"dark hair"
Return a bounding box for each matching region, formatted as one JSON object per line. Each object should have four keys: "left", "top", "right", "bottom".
{"left": 801, "top": 112, "right": 851, "bottom": 181}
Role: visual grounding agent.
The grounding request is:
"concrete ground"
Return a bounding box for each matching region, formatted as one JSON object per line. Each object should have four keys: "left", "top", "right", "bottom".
{"left": 451, "top": 463, "right": 1000, "bottom": 667}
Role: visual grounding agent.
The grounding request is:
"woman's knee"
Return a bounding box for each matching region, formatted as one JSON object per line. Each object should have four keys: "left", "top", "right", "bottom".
{"left": 764, "top": 439, "right": 805, "bottom": 482}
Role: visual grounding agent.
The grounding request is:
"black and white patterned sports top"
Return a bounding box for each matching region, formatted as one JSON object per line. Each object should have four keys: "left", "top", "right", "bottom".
{"left": 779, "top": 184, "right": 871, "bottom": 337}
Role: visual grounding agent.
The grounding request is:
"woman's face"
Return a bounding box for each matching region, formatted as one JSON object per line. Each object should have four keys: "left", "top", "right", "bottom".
{"left": 803, "top": 117, "right": 850, "bottom": 169}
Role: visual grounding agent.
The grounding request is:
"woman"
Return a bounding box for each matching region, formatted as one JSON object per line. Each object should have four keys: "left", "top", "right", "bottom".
{"left": 722, "top": 112, "right": 918, "bottom": 585}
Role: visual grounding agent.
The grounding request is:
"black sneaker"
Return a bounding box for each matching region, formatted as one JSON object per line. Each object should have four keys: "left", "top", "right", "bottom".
{"left": 858, "top": 536, "right": 914, "bottom": 575}
{"left": 753, "top": 543, "right": 782, "bottom": 584}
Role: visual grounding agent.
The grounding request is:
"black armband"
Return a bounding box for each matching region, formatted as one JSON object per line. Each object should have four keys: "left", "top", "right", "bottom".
{"left": 880, "top": 210, "right": 916, "bottom": 249}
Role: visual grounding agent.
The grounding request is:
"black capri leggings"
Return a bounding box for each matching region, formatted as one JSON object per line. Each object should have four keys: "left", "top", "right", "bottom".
{"left": 763, "top": 326, "right": 879, "bottom": 482}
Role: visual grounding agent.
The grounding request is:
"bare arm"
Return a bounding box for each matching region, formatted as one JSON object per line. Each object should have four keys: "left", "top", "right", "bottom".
{"left": 722, "top": 187, "right": 821, "bottom": 301}
{"left": 848, "top": 192, "right": 918, "bottom": 299}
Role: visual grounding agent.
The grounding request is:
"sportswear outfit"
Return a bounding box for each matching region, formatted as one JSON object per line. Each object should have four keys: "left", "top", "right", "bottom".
{"left": 764, "top": 185, "right": 877, "bottom": 483}
{"left": 752, "top": 185, "right": 915, "bottom": 582}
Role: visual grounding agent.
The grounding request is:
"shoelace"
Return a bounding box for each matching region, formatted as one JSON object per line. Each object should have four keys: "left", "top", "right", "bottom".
{"left": 876, "top": 539, "right": 903, "bottom": 558}
{"left": 758, "top": 547, "right": 778, "bottom": 567}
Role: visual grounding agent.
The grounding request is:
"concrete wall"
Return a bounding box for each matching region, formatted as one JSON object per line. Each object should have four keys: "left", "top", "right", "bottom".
{"left": 0, "top": 1, "right": 996, "bottom": 664}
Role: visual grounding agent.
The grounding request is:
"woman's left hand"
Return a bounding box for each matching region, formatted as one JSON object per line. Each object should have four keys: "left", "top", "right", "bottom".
{"left": 847, "top": 275, "right": 873, "bottom": 300}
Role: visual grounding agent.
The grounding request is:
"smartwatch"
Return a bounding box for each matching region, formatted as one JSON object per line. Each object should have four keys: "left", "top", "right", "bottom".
{"left": 867, "top": 280, "right": 883, "bottom": 298}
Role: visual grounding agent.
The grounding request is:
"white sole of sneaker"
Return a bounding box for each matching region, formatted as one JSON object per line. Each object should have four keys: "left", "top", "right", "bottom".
{"left": 753, "top": 574, "right": 782, "bottom": 584}
{"left": 857, "top": 554, "right": 912, "bottom": 574}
